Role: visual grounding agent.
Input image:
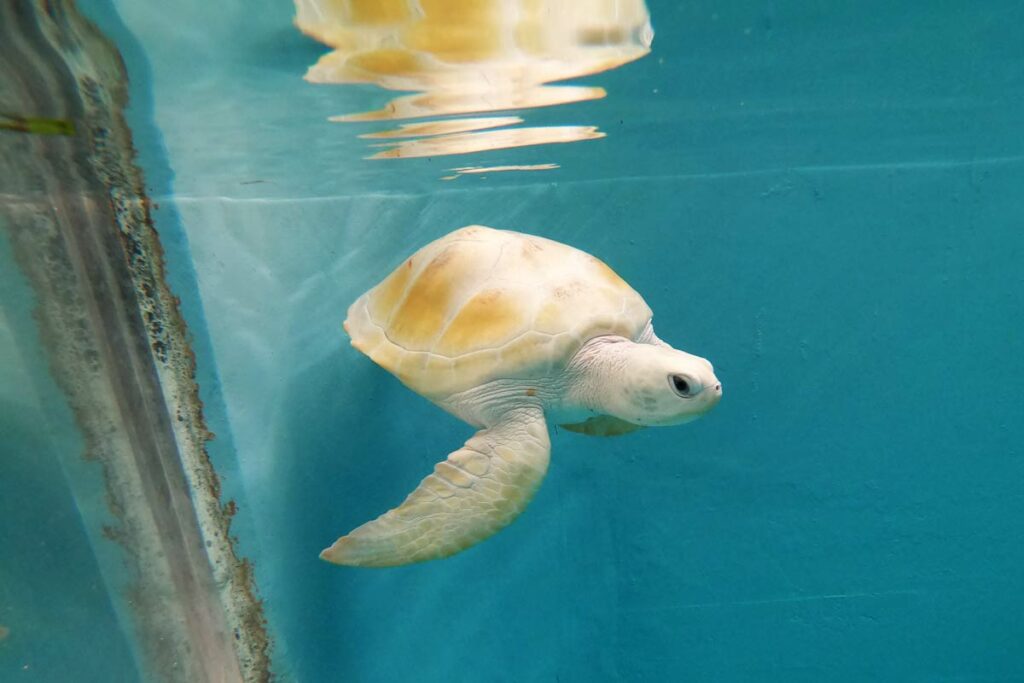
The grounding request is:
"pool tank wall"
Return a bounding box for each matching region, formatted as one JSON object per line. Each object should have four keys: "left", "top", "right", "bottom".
{"left": 3, "top": 0, "right": 1023, "bottom": 680}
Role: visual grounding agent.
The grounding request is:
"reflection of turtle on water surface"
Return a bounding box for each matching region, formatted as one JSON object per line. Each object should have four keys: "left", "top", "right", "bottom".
{"left": 322, "top": 226, "right": 721, "bottom": 567}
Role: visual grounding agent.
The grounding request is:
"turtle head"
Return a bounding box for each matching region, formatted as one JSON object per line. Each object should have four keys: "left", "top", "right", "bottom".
{"left": 571, "top": 337, "right": 722, "bottom": 427}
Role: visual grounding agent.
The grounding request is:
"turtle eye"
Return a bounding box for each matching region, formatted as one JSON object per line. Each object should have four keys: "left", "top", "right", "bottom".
{"left": 669, "top": 374, "right": 696, "bottom": 398}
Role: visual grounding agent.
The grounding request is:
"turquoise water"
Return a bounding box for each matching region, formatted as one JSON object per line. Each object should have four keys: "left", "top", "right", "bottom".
{"left": 16, "top": 0, "right": 1024, "bottom": 680}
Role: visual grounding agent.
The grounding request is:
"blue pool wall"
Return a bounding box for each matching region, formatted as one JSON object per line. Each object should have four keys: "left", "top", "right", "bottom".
{"left": 80, "top": 0, "right": 1024, "bottom": 680}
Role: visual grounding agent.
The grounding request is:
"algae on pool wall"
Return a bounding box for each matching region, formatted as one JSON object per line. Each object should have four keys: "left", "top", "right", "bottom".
{"left": 0, "top": 2, "right": 269, "bottom": 680}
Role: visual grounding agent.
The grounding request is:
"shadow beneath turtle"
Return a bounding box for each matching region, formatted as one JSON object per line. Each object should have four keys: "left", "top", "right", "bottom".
{"left": 267, "top": 342, "right": 466, "bottom": 678}
{"left": 265, "top": 335, "right": 662, "bottom": 679}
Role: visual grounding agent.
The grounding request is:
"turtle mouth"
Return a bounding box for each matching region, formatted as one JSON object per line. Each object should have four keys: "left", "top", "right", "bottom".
{"left": 684, "top": 383, "right": 722, "bottom": 418}
{"left": 701, "top": 384, "right": 723, "bottom": 412}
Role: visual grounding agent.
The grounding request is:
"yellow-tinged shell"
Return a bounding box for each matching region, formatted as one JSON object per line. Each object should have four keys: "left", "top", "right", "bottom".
{"left": 344, "top": 225, "right": 653, "bottom": 398}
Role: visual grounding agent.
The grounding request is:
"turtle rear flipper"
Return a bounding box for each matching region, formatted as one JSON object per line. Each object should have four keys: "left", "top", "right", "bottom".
{"left": 561, "top": 414, "right": 644, "bottom": 436}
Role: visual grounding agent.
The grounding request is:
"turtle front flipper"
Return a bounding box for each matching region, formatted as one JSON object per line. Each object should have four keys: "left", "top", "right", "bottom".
{"left": 321, "top": 407, "right": 550, "bottom": 567}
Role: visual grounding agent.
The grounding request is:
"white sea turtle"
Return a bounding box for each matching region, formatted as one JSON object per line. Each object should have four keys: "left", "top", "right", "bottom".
{"left": 322, "top": 225, "right": 721, "bottom": 567}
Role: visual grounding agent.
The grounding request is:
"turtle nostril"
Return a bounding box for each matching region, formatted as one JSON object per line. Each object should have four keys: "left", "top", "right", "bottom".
{"left": 714, "top": 383, "right": 721, "bottom": 393}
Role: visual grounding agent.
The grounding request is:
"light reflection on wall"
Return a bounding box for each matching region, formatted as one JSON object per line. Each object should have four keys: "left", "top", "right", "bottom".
{"left": 294, "top": 0, "right": 653, "bottom": 161}
{"left": 440, "top": 163, "right": 559, "bottom": 181}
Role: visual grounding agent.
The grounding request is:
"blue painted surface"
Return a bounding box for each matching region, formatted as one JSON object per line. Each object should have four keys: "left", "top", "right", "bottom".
{"left": 84, "top": 0, "right": 1024, "bottom": 680}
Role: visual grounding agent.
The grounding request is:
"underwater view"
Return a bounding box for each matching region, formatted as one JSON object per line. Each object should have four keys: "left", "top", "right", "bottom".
{"left": 1, "top": 0, "right": 1023, "bottom": 681}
